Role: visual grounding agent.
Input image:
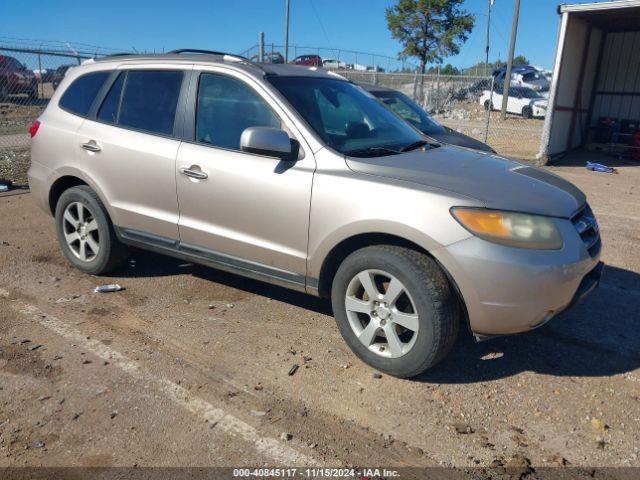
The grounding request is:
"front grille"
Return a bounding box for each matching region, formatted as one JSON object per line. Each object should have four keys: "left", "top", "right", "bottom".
{"left": 571, "top": 204, "right": 601, "bottom": 257}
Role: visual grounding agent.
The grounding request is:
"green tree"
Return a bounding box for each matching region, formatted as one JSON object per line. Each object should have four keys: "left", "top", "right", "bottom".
{"left": 386, "top": 0, "right": 474, "bottom": 76}
{"left": 513, "top": 55, "right": 529, "bottom": 65}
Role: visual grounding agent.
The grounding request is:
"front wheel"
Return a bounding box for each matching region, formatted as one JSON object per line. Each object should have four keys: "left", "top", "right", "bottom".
{"left": 484, "top": 99, "right": 493, "bottom": 111}
{"left": 55, "top": 185, "right": 128, "bottom": 275}
{"left": 331, "top": 245, "right": 461, "bottom": 378}
{"left": 522, "top": 106, "right": 533, "bottom": 119}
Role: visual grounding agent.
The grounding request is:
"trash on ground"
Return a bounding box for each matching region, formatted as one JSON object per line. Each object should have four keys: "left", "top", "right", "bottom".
{"left": 372, "top": 372, "right": 383, "bottom": 379}
{"left": 94, "top": 284, "right": 124, "bottom": 293}
{"left": 480, "top": 351, "right": 504, "bottom": 360}
{"left": 452, "top": 423, "right": 475, "bottom": 434}
{"left": 586, "top": 161, "right": 618, "bottom": 174}
{"left": 280, "top": 432, "right": 293, "bottom": 441}
{"left": 288, "top": 364, "right": 299, "bottom": 376}
{"left": 27, "top": 344, "right": 42, "bottom": 351}
{"left": 32, "top": 440, "right": 45, "bottom": 448}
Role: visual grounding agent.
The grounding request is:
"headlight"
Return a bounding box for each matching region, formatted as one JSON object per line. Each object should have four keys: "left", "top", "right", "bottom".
{"left": 451, "top": 208, "right": 563, "bottom": 250}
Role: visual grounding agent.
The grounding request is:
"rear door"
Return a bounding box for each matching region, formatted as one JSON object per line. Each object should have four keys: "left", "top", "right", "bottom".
{"left": 75, "top": 65, "right": 190, "bottom": 240}
{"left": 174, "top": 68, "right": 315, "bottom": 284}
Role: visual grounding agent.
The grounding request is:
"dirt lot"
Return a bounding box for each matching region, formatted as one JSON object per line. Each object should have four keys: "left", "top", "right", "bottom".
{"left": 0, "top": 152, "right": 639, "bottom": 476}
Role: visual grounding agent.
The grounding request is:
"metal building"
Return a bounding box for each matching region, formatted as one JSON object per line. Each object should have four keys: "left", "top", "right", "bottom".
{"left": 539, "top": 0, "right": 640, "bottom": 163}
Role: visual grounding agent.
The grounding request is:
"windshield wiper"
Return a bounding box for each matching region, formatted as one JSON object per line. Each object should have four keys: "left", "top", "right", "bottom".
{"left": 399, "top": 140, "right": 430, "bottom": 152}
{"left": 345, "top": 146, "right": 401, "bottom": 157}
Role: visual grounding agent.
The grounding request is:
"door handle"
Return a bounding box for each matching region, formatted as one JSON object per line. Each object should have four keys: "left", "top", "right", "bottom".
{"left": 180, "top": 166, "right": 208, "bottom": 180}
{"left": 81, "top": 140, "right": 101, "bottom": 152}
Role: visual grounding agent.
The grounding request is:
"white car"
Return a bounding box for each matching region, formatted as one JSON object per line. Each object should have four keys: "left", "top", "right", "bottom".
{"left": 512, "top": 70, "right": 550, "bottom": 94}
{"left": 322, "top": 58, "right": 347, "bottom": 70}
{"left": 479, "top": 86, "right": 548, "bottom": 118}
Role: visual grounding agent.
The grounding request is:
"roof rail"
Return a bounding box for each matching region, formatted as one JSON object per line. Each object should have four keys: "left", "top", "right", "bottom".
{"left": 168, "top": 49, "right": 251, "bottom": 61}
{"left": 103, "top": 52, "right": 136, "bottom": 58}
{"left": 167, "top": 48, "right": 266, "bottom": 72}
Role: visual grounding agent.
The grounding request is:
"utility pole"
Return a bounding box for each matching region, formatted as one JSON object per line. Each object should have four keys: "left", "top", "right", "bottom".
{"left": 501, "top": 0, "right": 520, "bottom": 120}
{"left": 284, "top": 0, "right": 291, "bottom": 63}
{"left": 485, "top": 0, "right": 493, "bottom": 76}
{"left": 259, "top": 32, "right": 265, "bottom": 63}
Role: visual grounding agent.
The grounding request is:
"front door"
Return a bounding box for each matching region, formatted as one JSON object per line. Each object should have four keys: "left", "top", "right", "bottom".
{"left": 175, "top": 70, "right": 314, "bottom": 285}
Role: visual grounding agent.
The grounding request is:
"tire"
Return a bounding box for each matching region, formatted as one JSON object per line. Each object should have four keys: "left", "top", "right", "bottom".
{"left": 54, "top": 185, "right": 128, "bottom": 275}
{"left": 522, "top": 106, "right": 533, "bottom": 119}
{"left": 484, "top": 99, "right": 492, "bottom": 111}
{"left": 331, "top": 245, "right": 460, "bottom": 378}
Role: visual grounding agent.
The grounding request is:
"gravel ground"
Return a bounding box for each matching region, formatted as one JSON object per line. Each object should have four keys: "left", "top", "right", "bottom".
{"left": 0, "top": 150, "right": 638, "bottom": 476}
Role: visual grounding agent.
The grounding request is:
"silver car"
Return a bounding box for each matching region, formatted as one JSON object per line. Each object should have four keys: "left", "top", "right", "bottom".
{"left": 28, "top": 50, "right": 603, "bottom": 377}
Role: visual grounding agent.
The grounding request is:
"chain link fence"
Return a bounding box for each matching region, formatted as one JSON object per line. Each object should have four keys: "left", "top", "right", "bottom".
{"left": 1, "top": 40, "right": 546, "bottom": 187}
{"left": 0, "top": 39, "right": 121, "bottom": 185}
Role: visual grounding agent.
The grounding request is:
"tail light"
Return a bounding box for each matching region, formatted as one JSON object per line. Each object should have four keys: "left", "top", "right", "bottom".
{"left": 29, "top": 120, "right": 40, "bottom": 138}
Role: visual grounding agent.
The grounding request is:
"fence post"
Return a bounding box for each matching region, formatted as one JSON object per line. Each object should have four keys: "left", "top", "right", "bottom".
{"left": 483, "top": 75, "right": 495, "bottom": 144}
{"left": 412, "top": 70, "right": 418, "bottom": 101}
{"left": 435, "top": 66, "right": 441, "bottom": 114}
{"left": 259, "top": 32, "right": 264, "bottom": 62}
{"left": 37, "top": 52, "right": 43, "bottom": 98}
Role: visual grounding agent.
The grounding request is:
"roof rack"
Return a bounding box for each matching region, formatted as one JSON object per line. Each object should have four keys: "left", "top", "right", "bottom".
{"left": 103, "top": 52, "right": 136, "bottom": 58}
{"left": 168, "top": 49, "right": 251, "bottom": 62}
{"left": 167, "top": 48, "right": 267, "bottom": 73}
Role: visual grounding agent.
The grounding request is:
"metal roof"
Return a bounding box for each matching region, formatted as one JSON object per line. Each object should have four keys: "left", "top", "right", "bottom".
{"left": 559, "top": 0, "right": 640, "bottom": 13}
{"left": 559, "top": 0, "right": 640, "bottom": 31}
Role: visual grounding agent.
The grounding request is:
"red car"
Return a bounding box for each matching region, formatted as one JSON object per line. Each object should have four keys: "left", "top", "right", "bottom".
{"left": 0, "top": 55, "right": 38, "bottom": 100}
{"left": 291, "top": 54, "right": 322, "bottom": 67}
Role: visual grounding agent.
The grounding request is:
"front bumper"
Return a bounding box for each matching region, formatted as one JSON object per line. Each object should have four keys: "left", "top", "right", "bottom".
{"left": 432, "top": 219, "right": 602, "bottom": 336}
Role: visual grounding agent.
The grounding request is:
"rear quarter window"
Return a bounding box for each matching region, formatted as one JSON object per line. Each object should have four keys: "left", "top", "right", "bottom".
{"left": 59, "top": 71, "right": 111, "bottom": 117}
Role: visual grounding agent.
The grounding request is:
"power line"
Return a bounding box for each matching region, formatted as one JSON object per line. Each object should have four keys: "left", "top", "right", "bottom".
{"left": 309, "top": 0, "right": 333, "bottom": 51}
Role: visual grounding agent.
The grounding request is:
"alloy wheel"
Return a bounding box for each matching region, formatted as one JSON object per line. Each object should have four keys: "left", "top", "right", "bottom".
{"left": 62, "top": 202, "right": 100, "bottom": 262}
{"left": 344, "top": 269, "right": 419, "bottom": 358}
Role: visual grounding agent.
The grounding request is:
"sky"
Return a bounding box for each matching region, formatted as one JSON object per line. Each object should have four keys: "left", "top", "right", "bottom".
{"left": 0, "top": 1, "right": 605, "bottom": 71}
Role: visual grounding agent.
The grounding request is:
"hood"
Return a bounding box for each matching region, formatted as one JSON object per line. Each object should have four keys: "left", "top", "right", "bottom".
{"left": 346, "top": 146, "right": 585, "bottom": 218}
{"left": 430, "top": 128, "right": 496, "bottom": 153}
{"left": 530, "top": 98, "right": 548, "bottom": 107}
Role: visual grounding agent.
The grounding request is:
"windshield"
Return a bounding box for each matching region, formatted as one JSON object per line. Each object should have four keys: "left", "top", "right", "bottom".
{"left": 268, "top": 76, "right": 424, "bottom": 156}
{"left": 373, "top": 91, "right": 445, "bottom": 135}
{"left": 510, "top": 87, "right": 541, "bottom": 99}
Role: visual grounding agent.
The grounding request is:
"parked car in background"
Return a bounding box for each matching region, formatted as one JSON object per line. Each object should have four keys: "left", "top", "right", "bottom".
{"left": 51, "top": 65, "right": 73, "bottom": 90}
{"left": 0, "top": 55, "right": 38, "bottom": 100}
{"left": 493, "top": 65, "right": 550, "bottom": 94}
{"left": 322, "top": 58, "right": 347, "bottom": 70}
{"left": 249, "top": 51, "right": 285, "bottom": 64}
{"left": 480, "top": 84, "right": 548, "bottom": 118}
{"left": 361, "top": 84, "right": 495, "bottom": 153}
{"left": 291, "top": 54, "right": 322, "bottom": 67}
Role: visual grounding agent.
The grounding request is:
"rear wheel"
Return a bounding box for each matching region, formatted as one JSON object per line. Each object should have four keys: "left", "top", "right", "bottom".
{"left": 331, "top": 245, "right": 461, "bottom": 378}
{"left": 484, "top": 99, "right": 493, "bottom": 111}
{"left": 55, "top": 185, "right": 128, "bottom": 275}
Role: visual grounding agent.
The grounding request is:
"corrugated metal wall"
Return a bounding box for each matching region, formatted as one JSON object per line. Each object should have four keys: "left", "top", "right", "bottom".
{"left": 542, "top": 16, "right": 603, "bottom": 157}
{"left": 592, "top": 31, "right": 640, "bottom": 122}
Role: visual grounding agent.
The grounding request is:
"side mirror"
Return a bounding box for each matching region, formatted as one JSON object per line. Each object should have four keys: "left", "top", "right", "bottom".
{"left": 240, "top": 127, "right": 297, "bottom": 161}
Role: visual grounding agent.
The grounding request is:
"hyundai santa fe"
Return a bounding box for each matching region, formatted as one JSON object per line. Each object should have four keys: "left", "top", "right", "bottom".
{"left": 28, "top": 50, "right": 603, "bottom": 377}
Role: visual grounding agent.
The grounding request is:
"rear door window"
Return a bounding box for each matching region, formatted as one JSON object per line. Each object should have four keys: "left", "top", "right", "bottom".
{"left": 117, "top": 70, "right": 183, "bottom": 135}
{"left": 59, "top": 71, "right": 111, "bottom": 117}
